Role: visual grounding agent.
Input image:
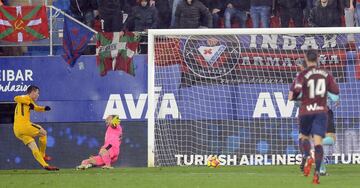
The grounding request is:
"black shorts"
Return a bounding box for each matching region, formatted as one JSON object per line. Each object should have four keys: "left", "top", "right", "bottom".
{"left": 327, "top": 109, "right": 335, "bottom": 133}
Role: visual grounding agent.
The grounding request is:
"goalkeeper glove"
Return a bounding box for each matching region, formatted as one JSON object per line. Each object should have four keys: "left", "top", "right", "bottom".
{"left": 45, "top": 106, "right": 51, "bottom": 111}
{"left": 111, "top": 116, "right": 120, "bottom": 127}
{"left": 29, "top": 103, "right": 34, "bottom": 110}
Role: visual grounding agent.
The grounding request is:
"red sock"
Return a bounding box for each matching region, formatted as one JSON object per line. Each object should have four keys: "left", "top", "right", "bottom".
{"left": 302, "top": 139, "right": 311, "bottom": 158}
{"left": 314, "top": 145, "right": 324, "bottom": 172}
{"left": 298, "top": 138, "right": 303, "bottom": 155}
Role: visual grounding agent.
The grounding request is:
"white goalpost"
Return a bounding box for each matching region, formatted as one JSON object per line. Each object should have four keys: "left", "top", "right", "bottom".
{"left": 148, "top": 28, "right": 360, "bottom": 167}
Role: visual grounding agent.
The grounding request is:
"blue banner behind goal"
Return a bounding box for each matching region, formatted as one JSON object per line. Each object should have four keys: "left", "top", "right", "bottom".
{"left": 1, "top": 53, "right": 360, "bottom": 168}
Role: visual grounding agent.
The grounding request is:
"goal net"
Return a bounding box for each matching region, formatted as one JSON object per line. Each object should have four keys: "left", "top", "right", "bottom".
{"left": 147, "top": 28, "right": 360, "bottom": 167}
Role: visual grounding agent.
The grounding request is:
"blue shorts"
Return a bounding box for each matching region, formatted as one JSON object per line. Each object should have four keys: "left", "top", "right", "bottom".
{"left": 299, "top": 112, "right": 328, "bottom": 138}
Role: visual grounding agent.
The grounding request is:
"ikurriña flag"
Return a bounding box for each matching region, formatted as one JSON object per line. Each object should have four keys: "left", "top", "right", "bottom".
{"left": 96, "top": 32, "right": 140, "bottom": 76}
{"left": 62, "top": 16, "right": 94, "bottom": 67}
{"left": 0, "top": 5, "right": 49, "bottom": 42}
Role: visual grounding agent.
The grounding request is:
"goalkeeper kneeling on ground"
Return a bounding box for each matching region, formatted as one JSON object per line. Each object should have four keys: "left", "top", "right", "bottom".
{"left": 76, "top": 115, "right": 123, "bottom": 169}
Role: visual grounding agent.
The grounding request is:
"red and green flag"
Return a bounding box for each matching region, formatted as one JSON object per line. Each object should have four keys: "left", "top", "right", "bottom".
{"left": 96, "top": 32, "right": 140, "bottom": 76}
{"left": 0, "top": 5, "right": 49, "bottom": 42}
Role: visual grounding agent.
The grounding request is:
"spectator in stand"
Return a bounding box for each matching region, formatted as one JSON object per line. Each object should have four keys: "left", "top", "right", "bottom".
{"left": 304, "top": 0, "right": 343, "bottom": 26}
{"left": 209, "top": 0, "right": 226, "bottom": 28}
{"left": 342, "top": 0, "right": 356, "bottom": 42}
{"left": 170, "top": 0, "right": 182, "bottom": 27}
{"left": 345, "top": 0, "right": 357, "bottom": 27}
{"left": 174, "top": 0, "right": 212, "bottom": 28}
{"left": 346, "top": 0, "right": 357, "bottom": 26}
{"left": 128, "top": 0, "right": 159, "bottom": 31}
{"left": 198, "top": 0, "right": 210, "bottom": 26}
{"left": 250, "top": 0, "right": 275, "bottom": 28}
{"left": 277, "top": 0, "right": 304, "bottom": 27}
{"left": 356, "top": 0, "right": 360, "bottom": 26}
{"left": 309, "top": 0, "right": 341, "bottom": 27}
{"left": 124, "top": 0, "right": 138, "bottom": 11}
{"left": 98, "top": 0, "right": 126, "bottom": 32}
{"left": 122, "top": 0, "right": 140, "bottom": 26}
{"left": 199, "top": 0, "right": 224, "bottom": 28}
{"left": 152, "top": 0, "right": 171, "bottom": 28}
{"left": 304, "top": 0, "right": 316, "bottom": 22}
{"left": 323, "top": 0, "right": 343, "bottom": 8}
{"left": 199, "top": 0, "right": 211, "bottom": 9}
{"left": 320, "top": 0, "right": 344, "bottom": 13}
{"left": 224, "top": 0, "right": 250, "bottom": 28}
{"left": 70, "top": 0, "right": 98, "bottom": 28}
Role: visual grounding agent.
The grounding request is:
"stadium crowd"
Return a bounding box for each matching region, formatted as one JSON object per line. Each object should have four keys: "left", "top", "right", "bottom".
{"left": 0, "top": 0, "right": 358, "bottom": 33}
{"left": 66, "top": 0, "right": 358, "bottom": 32}
{"left": 0, "top": 0, "right": 359, "bottom": 31}
{"left": 0, "top": 0, "right": 358, "bottom": 55}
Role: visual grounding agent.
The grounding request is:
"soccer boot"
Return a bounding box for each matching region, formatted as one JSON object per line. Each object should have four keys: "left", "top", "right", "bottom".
{"left": 303, "top": 157, "right": 314, "bottom": 177}
{"left": 76, "top": 163, "right": 93, "bottom": 170}
{"left": 102, "top": 165, "right": 114, "bottom": 169}
{"left": 43, "top": 155, "right": 53, "bottom": 161}
{"left": 76, "top": 164, "right": 85, "bottom": 170}
{"left": 300, "top": 157, "right": 306, "bottom": 172}
{"left": 312, "top": 171, "right": 320, "bottom": 184}
{"left": 319, "top": 162, "right": 328, "bottom": 176}
{"left": 319, "top": 171, "right": 328, "bottom": 176}
{"left": 44, "top": 165, "right": 59, "bottom": 171}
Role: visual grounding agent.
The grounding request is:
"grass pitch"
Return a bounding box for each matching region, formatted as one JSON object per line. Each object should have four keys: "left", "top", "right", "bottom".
{"left": 0, "top": 165, "right": 359, "bottom": 188}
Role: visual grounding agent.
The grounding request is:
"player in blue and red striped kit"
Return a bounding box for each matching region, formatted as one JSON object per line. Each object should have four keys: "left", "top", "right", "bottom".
{"left": 290, "top": 49, "right": 340, "bottom": 184}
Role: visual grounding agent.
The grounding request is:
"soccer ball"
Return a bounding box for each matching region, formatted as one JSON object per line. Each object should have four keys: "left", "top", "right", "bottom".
{"left": 207, "top": 156, "right": 220, "bottom": 168}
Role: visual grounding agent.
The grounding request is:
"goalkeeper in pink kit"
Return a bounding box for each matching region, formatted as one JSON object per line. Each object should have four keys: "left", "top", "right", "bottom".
{"left": 76, "top": 115, "right": 122, "bottom": 169}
